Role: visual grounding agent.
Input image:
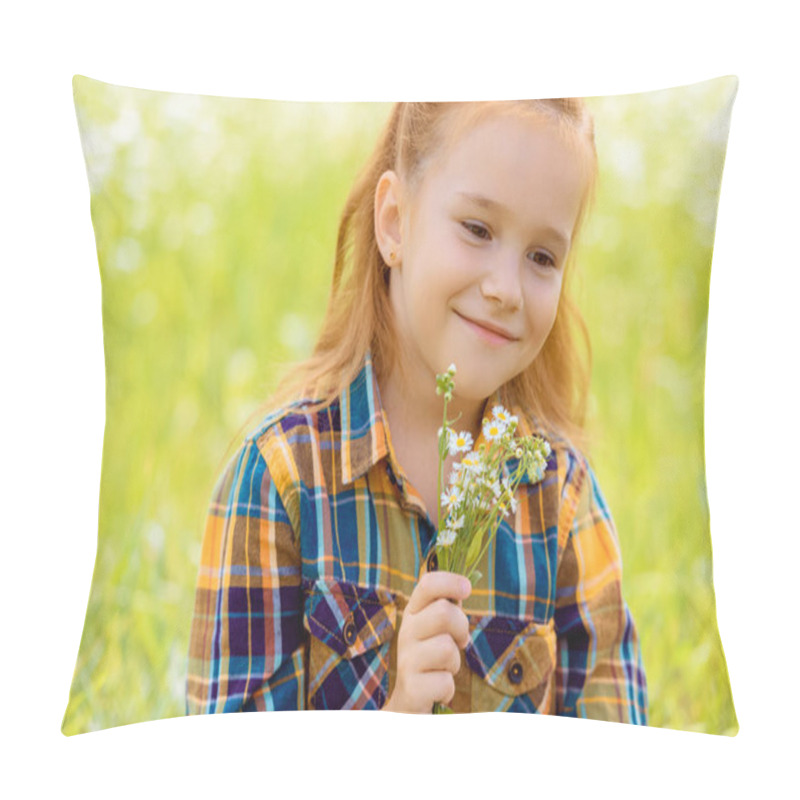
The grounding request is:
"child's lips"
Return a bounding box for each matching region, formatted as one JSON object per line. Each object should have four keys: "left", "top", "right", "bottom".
{"left": 455, "top": 311, "right": 519, "bottom": 344}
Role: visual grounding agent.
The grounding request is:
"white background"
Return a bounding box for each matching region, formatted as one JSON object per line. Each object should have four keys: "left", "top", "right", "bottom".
{"left": 2, "top": 1, "right": 797, "bottom": 796}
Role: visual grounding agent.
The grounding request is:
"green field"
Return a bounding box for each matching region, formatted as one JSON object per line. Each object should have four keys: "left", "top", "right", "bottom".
{"left": 62, "top": 76, "right": 737, "bottom": 735}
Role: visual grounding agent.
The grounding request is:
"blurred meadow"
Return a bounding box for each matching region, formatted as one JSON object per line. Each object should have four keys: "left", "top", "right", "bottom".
{"left": 63, "top": 75, "right": 737, "bottom": 734}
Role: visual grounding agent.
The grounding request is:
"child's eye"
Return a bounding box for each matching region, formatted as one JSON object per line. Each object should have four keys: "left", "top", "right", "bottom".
{"left": 528, "top": 250, "right": 557, "bottom": 269}
{"left": 462, "top": 221, "right": 491, "bottom": 240}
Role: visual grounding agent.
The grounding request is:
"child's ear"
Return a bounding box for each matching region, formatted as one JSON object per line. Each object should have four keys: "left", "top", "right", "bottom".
{"left": 374, "top": 170, "right": 403, "bottom": 268}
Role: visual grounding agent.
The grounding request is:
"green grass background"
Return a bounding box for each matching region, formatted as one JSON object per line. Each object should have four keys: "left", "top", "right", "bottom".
{"left": 63, "top": 75, "right": 738, "bottom": 735}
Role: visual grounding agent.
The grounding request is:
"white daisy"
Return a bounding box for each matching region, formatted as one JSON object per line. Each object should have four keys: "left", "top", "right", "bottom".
{"left": 437, "top": 527, "right": 457, "bottom": 546}
{"left": 482, "top": 419, "right": 505, "bottom": 441}
{"left": 440, "top": 487, "right": 462, "bottom": 510}
{"left": 492, "top": 405, "right": 510, "bottom": 422}
{"left": 493, "top": 404, "right": 518, "bottom": 426}
{"left": 449, "top": 515, "right": 465, "bottom": 530}
{"left": 448, "top": 430, "right": 474, "bottom": 456}
{"left": 461, "top": 453, "right": 480, "bottom": 470}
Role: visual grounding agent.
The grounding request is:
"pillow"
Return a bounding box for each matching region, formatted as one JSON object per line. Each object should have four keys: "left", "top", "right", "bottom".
{"left": 63, "top": 74, "right": 738, "bottom": 734}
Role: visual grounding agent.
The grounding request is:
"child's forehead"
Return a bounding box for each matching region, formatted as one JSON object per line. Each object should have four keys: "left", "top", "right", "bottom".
{"left": 427, "top": 110, "right": 580, "bottom": 180}
{"left": 431, "top": 103, "right": 584, "bottom": 166}
{"left": 396, "top": 101, "right": 595, "bottom": 220}
{"left": 437, "top": 102, "right": 543, "bottom": 139}
{"left": 426, "top": 103, "right": 593, "bottom": 187}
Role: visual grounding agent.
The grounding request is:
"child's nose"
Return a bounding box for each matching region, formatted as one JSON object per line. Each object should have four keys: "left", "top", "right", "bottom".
{"left": 479, "top": 252, "right": 523, "bottom": 311}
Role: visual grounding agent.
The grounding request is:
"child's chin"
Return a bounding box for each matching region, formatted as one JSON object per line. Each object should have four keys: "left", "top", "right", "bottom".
{"left": 452, "top": 372, "right": 505, "bottom": 405}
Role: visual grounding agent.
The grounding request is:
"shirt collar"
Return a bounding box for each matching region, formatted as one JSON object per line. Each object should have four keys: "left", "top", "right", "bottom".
{"left": 337, "top": 349, "right": 552, "bottom": 486}
{"left": 338, "top": 349, "right": 391, "bottom": 485}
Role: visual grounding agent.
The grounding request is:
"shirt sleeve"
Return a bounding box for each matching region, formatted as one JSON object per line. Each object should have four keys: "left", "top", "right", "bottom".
{"left": 553, "top": 455, "right": 648, "bottom": 724}
{"left": 186, "top": 437, "right": 306, "bottom": 713}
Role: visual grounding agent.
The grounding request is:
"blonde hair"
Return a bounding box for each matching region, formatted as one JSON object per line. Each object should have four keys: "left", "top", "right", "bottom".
{"left": 241, "top": 100, "right": 597, "bottom": 455}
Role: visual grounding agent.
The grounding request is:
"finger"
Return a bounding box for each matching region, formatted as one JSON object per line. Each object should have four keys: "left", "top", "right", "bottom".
{"left": 411, "top": 597, "right": 470, "bottom": 647}
{"left": 415, "top": 671, "right": 456, "bottom": 709}
{"left": 405, "top": 632, "right": 462, "bottom": 676}
{"left": 407, "top": 570, "right": 471, "bottom": 615}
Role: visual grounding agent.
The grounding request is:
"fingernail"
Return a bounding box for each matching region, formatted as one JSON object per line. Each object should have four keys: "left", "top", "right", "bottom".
{"left": 461, "top": 577, "right": 471, "bottom": 594}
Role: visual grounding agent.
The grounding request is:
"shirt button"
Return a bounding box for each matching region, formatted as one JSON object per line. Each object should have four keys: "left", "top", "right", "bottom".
{"left": 508, "top": 661, "right": 524, "bottom": 685}
{"left": 426, "top": 550, "right": 438, "bottom": 572}
{"left": 343, "top": 621, "right": 357, "bottom": 646}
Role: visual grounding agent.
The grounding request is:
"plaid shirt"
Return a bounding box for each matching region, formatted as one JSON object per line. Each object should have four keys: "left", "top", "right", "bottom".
{"left": 186, "top": 351, "right": 647, "bottom": 721}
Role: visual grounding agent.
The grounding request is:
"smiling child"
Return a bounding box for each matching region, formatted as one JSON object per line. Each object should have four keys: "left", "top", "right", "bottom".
{"left": 187, "top": 101, "right": 648, "bottom": 720}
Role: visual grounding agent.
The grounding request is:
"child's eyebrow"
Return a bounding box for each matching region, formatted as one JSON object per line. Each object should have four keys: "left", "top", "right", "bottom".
{"left": 456, "top": 191, "right": 570, "bottom": 248}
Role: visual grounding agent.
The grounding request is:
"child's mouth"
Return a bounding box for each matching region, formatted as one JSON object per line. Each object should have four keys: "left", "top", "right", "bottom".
{"left": 455, "top": 311, "right": 518, "bottom": 345}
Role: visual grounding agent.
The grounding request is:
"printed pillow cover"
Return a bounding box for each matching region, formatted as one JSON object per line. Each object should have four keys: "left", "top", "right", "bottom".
{"left": 63, "top": 74, "right": 738, "bottom": 734}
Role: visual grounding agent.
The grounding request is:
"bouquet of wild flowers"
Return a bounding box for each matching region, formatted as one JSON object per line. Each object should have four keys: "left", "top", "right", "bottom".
{"left": 433, "top": 364, "right": 551, "bottom": 586}
{"left": 431, "top": 364, "right": 551, "bottom": 714}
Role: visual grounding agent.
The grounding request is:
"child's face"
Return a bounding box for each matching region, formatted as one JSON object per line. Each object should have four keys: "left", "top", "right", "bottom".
{"left": 388, "top": 111, "right": 588, "bottom": 403}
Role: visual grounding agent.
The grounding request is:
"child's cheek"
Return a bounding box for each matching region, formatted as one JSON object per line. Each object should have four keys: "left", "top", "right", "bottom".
{"left": 448, "top": 241, "right": 482, "bottom": 279}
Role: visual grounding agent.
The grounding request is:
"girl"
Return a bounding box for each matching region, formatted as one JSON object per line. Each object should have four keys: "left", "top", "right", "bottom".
{"left": 186, "top": 100, "right": 648, "bottom": 720}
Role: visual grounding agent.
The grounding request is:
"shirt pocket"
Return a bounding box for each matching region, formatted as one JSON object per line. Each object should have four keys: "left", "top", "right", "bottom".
{"left": 465, "top": 614, "right": 557, "bottom": 713}
{"left": 303, "top": 578, "right": 398, "bottom": 710}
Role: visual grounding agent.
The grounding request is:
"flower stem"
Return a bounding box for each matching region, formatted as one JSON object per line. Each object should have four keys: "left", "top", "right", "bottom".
{"left": 464, "top": 463, "right": 525, "bottom": 575}
{"left": 437, "top": 398, "right": 448, "bottom": 531}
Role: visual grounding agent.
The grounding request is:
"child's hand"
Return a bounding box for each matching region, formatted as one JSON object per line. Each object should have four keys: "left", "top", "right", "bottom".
{"left": 383, "top": 571, "right": 471, "bottom": 713}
